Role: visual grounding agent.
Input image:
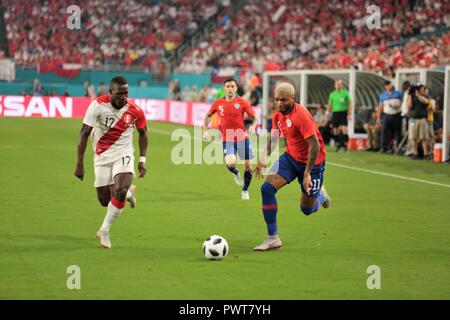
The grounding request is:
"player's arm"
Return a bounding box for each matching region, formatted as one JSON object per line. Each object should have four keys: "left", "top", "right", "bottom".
{"left": 202, "top": 112, "right": 212, "bottom": 139}
{"left": 137, "top": 127, "right": 148, "bottom": 178}
{"left": 203, "top": 104, "right": 216, "bottom": 139}
{"left": 75, "top": 124, "right": 93, "bottom": 181}
{"left": 303, "top": 134, "right": 320, "bottom": 195}
{"left": 248, "top": 113, "right": 258, "bottom": 134}
{"left": 255, "top": 129, "right": 280, "bottom": 179}
{"left": 245, "top": 103, "right": 258, "bottom": 135}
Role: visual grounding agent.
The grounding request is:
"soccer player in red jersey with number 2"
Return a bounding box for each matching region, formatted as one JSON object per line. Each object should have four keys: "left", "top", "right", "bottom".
{"left": 203, "top": 79, "right": 257, "bottom": 200}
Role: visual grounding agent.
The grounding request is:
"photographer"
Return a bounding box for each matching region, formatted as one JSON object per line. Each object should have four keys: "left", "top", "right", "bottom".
{"left": 406, "top": 84, "right": 430, "bottom": 160}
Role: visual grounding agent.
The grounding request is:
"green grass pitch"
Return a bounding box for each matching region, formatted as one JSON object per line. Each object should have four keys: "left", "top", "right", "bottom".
{"left": 0, "top": 117, "right": 449, "bottom": 299}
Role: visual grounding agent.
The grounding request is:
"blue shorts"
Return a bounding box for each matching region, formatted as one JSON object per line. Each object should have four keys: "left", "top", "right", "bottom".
{"left": 270, "top": 152, "right": 325, "bottom": 198}
{"left": 223, "top": 139, "right": 254, "bottom": 160}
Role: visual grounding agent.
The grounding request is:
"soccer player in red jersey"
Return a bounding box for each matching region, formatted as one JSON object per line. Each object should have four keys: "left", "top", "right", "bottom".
{"left": 203, "top": 79, "right": 258, "bottom": 200}
{"left": 74, "top": 76, "right": 148, "bottom": 249}
{"left": 254, "top": 83, "right": 331, "bottom": 251}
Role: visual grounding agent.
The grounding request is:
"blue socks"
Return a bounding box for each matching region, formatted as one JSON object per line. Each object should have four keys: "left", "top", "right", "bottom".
{"left": 301, "top": 193, "right": 324, "bottom": 216}
{"left": 261, "top": 182, "right": 278, "bottom": 236}
{"left": 242, "top": 170, "right": 253, "bottom": 191}
{"left": 226, "top": 165, "right": 239, "bottom": 175}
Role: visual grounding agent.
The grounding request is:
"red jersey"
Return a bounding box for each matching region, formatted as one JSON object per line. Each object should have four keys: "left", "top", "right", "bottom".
{"left": 208, "top": 96, "right": 255, "bottom": 142}
{"left": 272, "top": 103, "right": 326, "bottom": 165}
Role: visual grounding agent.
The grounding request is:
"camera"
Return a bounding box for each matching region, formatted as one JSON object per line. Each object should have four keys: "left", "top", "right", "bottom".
{"left": 408, "top": 84, "right": 425, "bottom": 96}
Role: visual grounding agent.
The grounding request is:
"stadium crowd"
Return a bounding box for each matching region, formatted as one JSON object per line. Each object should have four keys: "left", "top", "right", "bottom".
{"left": 3, "top": 0, "right": 219, "bottom": 67}
{"left": 290, "top": 35, "right": 450, "bottom": 78}
{"left": 179, "top": 0, "right": 450, "bottom": 77}
{"left": 3, "top": 0, "right": 449, "bottom": 78}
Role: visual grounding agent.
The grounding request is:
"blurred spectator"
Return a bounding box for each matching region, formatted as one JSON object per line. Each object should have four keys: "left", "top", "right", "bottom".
{"left": 363, "top": 110, "right": 382, "bottom": 151}
{"left": 181, "top": 85, "right": 192, "bottom": 101}
{"left": 84, "top": 81, "right": 96, "bottom": 98}
{"left": 401, "top": 81, "right": 412, "bottom": 117}
{"left": 168, "top": 80, "right": 181, "bottom": 100}
{"left": 191, "top": 85, "right": 199, "bottom": 102}
{"left": 97, "top": 82, "right": 108, "bottom": 96}
{"left": 377, "top": 80, "right": 403, "bottom": 153}
{"left": 314, "top": 104, "right": 331, "bottom": 144}
{"left": 249, "top": 89, "right": 260, "bottom": 107}
{"left": 31, "top": 79, "right": 45, "bottom": 96}
{"left": 406, "top": 84, "right": 431, "bottom": 160}
{"left": 399, "top": 80, "right": 413, "bottom": 155}
{"left": 197, "top": 85, "right": 210, "bottom": 103}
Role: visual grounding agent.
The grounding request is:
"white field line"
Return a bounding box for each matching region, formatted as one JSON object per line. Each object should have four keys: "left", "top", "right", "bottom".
{"left": 327, "top": 161, "right": 450, "bottom": 189}
{"left": 149, "top": 127, "right": 450, "bottom": 189}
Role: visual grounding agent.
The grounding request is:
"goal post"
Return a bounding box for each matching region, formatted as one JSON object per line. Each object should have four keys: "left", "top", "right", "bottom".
{"left": 262, "top": 69, "right": 388, "bottom": 148}
{"left": 443, "top": 66, "right": 450, "bottom": 162}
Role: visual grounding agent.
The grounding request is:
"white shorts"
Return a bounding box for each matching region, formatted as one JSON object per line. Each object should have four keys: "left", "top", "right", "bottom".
{"left": 94, "top": 155, "right": 135, "bottom": 187}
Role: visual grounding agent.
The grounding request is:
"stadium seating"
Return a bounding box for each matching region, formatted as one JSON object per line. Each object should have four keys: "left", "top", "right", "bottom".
{"left": 2, "top": 0, "right": 449, "bottom": 78}
{"left": 179, "top": 0, "right": 450, "bottom": 77}
{"left": 2, "top": 0, "right": 219, "bottom": 67}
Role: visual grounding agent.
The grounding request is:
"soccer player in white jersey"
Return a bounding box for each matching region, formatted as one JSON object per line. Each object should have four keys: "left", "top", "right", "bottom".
{"left": 74, "top": 76, "right": 148, "bottom": 249}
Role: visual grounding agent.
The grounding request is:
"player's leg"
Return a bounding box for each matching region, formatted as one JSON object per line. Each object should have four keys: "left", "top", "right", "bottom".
{"left": 254, "top": 174, "right": 288, "bottom": 251}
{"left": 298, "top": 162, "right": 330, "bottom": 216}
{"left": 96, "top": 185, "right": 113, "bottom": 207}
{"left": 126, "top": 183, "right": 137, "bottom": 208}
{"left": 94, "top": 163, "right": 115, "bottom": 207}
{"left": 241, "top": 160, "right": 252, "bottom": 200}
{"left": 238, "top": 139, "right": 254, "bottom": 200}
{"left": 93, "top": 163, "right": 115, "bottom": 248}
{"left": 223, "top": 141, "right": 243, "bottom": 186}
{"left": 254, "top": 153, "right": 296, "bottom": 251}
{"left": 97, "top": 156, "right": 135, "bottom": 249}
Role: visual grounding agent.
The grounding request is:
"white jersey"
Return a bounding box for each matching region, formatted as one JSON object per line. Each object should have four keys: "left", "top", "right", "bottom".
{"left": 83, "top": 95, "right": 146, "bottom": 165}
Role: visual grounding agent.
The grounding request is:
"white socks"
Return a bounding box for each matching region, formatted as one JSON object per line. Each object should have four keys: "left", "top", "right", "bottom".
{"left": 100, "top": 201, "right": 124, "bottom": 232}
